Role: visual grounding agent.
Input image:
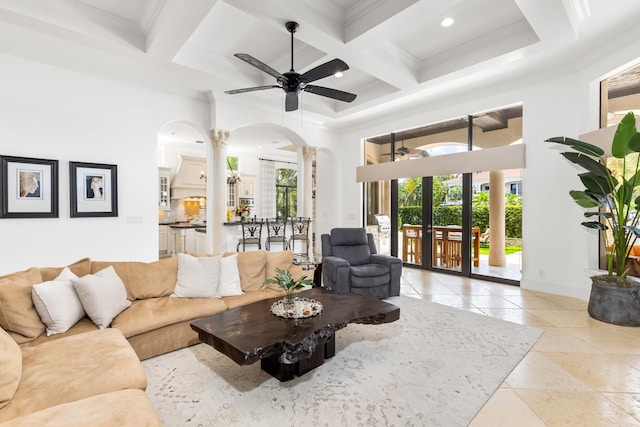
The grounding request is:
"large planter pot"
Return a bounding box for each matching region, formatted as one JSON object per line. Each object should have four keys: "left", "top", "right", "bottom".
{"left": 588, "top": 276, "right": 640, "bottom": 326}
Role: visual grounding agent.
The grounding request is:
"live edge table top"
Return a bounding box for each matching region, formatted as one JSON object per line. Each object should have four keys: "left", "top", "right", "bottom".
{"left": 190, "top": 288, "right": 400, "bottom": 367}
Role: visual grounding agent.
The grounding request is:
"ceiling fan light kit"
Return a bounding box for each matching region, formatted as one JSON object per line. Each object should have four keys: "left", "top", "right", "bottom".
{"left": 225, "top": 21, "right": 357, "bottom": 112}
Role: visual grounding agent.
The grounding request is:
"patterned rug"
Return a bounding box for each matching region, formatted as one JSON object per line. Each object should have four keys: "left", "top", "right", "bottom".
{"left": 142, "top": 296, "right": 542, "bottom": 426}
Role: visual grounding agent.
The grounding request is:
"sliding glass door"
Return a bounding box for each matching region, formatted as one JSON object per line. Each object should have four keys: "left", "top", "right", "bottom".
{"left": 363, "top": 105, "right": 523, "bottom": 284}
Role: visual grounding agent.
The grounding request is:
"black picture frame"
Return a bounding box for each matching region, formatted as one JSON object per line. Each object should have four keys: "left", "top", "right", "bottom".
{"left": 0, "top": 155, "right": 59, "bottom": 218}
{"left": 69, "top": 161, "right": 118, "bottom": 218}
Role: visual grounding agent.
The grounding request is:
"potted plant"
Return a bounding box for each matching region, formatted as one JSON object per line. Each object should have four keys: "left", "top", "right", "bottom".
{"left": 265, "top": 268, "right": 313, "bottom": 307}
{"left": 546, "top": 111, "right": 640, "bottom": 325}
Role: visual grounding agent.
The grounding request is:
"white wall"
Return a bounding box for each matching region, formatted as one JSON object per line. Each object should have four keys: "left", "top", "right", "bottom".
{"left": 327, "top": 49, "right": 639, "bottom": 301}
{"left": 0, "top": 53, "right": 209, "bottom": 274}
{"left": 3, "top": 35, "right": 639, "bottom": 302}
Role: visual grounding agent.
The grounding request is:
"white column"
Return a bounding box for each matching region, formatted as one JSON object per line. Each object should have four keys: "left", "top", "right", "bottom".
{"left": 488, "top": 170, "right": 506, "bottom": 267}
{"left": 301, "top": 147, "right": 315, "bottom": 256}
{"left": 208, "top": 129, "right": 229, "bottom": 254}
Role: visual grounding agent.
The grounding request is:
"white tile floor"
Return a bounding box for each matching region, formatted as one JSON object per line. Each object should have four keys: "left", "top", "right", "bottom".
{"left": 400, "top": 267, "right": 640, "bottom": 426}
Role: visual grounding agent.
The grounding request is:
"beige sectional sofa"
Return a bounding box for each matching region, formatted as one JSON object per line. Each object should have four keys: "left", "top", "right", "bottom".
{"left": 0, "top": 250, "right": 302, "bottom": 425}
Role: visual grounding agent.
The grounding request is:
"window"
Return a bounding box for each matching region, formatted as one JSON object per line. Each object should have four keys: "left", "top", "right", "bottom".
{"left": 276, "top": 168, "right": 297, "bottom": 219}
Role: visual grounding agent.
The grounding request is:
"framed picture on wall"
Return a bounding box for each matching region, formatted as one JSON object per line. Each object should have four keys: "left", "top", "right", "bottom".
{"left": 0, "top": 155, "right": 59, "bottom": 218}
{"left": 70, "top": 161, "right": 118, "bottom": 217}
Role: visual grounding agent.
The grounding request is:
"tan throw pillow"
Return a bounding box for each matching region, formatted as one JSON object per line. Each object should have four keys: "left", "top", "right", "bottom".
{"left": 237, "top": 251, "right": 267, "bottom": 292}
{"left": 173, "top": 253, "right": 221, "bottom": 298}
{"left": 0, "top": 267, "right": 45, "bottom": 340}
{"left": 0, "top": 326, "right": 21, "bottom": 410}
{"left": 71, "top": 266, "right": 131, "bottom": 329}
{"left": 266, "top": 250, "right": 294, "bottom": 282}
{"left": 39, "top": 258, "right": 92, "bottom": 282}
{"left": 32, "top": 268, "right": 86, "bottom": 336}
{"left": 92, "top": 258, "right": 178, "bottom": 300}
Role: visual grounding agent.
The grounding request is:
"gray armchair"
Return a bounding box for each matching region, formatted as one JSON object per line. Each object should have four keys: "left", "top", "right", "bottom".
{"left": 321, "top": 228, "right": 401, "bottom": 298}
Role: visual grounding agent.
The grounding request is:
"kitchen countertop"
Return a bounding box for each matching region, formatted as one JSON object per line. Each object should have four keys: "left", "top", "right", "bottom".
{"left": 160, "top": 222, "right": 206, "bottom": 229}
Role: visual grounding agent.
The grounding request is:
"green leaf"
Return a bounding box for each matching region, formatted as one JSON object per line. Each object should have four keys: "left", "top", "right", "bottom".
{"left": 584, "top": 211, "right": 611, "bottom": 218}
{"left": 578, "top": 172, "right": 613, "bottom": 195}
{"left": 582, "top": 221, "right": 606, "bottom": 230}
{"left": 545, "top": 137, "right": 604, "bottom": 156}
{"left": 629, "top": 132, "right": 640, "bottom": 153}
{"left": 624, "top": 225, "right": 640, "bottom": 240}
{"left": 618, "top": 178, "right": 634, "bottom": 205}
{"left": 570, "top": 190, "right": 602, "bottom": 208}
{"left": 561, "top": 152, "right": 608, "bottom": 177}
{"left": 612, "top": 112, "right": 637, "bottom": 158}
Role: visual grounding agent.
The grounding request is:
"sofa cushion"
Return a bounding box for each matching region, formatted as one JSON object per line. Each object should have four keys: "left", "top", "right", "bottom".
{"left": 236, "top": 251, "right": 267, "bottom": 292}
{"left": 222, "top": 288, "right": 284, "bottom": 309}
{"left": 0, "top": 389, "right": 163, "bottom": 427}
{"left": 38, "top": 258, "right": 91, "bottom": 282}
{"left": 0, "top": 267, "right": 45, "bottom": 340}
{"left": 16, "top": 318, "right": 98, "bottom": 348}
{"left": 91, "top": 258, "right": 177, "bottom": 300}
{"left": 112, "top": 296, "right": 227, "bottom": 338}
{"left": 31, "top": 271, "right": 85, "bottom": 336}
{"left": 172, "top": 253, "right": 221, "bottom": 298}
{"left": 266, "top": 250, "right": 294, "bottom": 282}
{"left": 0, "top": 327, "right": 21, "bottom": 410}
{"left": 0, "top": 329, "right": 147, "bottom": 423}
{"left": 218, "top": 254, "right": 243, "bottom": 297}
{"left": 71, "top": 266, "right": 131, "bottom": 329}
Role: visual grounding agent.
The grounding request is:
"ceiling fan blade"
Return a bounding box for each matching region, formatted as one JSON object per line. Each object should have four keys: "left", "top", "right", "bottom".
{"left": 304, "top": 85, "right": 357, "bottom": 103}
{"left": 301, "top": 59, "right": 349, "bottom": 83}
{"left": 234, "top": 53, "right": 286, "bottom": 80}
{"left": 285, "top": 92, "right": 299, "bottom": 112}
{"left": 225, "top": 85, "right": 280, "bottom": 94}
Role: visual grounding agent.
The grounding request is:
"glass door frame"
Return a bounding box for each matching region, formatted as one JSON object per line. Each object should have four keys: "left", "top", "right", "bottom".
{"left": 389, "top": 117, "right": 520, "bottom": 286}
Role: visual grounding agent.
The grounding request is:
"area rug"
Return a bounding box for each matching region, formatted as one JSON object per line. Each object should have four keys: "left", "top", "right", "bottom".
{"left": 142, "top": 296, "right": 542, "bottom": 426}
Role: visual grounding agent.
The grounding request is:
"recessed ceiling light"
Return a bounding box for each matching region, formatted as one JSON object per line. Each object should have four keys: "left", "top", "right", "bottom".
{"left": 195, "top": 140, "right": 204, "bottom": 144}
{"left": 441, "top": 17, "right": 454, "bottom": 27}
{"left": 334, "top": 71, "right": 343, "bottom": 78}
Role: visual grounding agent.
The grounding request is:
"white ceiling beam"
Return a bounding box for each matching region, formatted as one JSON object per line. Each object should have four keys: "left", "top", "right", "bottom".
{"left": 145, "top": 0, "right": 219, "bottom": 60}
{"left": 514, "top": 0, "right": 576, "bottom": 43}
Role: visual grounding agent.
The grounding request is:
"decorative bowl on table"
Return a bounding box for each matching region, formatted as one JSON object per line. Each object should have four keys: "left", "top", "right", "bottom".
{"left": 270, "top": 297, "right": 323, "bottom": 319}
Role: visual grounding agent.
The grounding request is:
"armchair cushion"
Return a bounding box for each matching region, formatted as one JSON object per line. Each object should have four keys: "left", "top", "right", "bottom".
{"left": 350, "top": 264, "right": 390, "bottom": 288}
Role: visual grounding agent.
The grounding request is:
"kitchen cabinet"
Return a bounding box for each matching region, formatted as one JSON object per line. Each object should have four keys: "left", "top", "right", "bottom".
{"left": 195, "top": 230, "right": 207, "bottom": 254}
{"left": 238, "top": 174, "right": 255, "bottom": 198}
{"left": 158, "top": 167, "right": 171, "bottom": 210}
{"left": 169, "top": 226, "right": 200, "bottom": 255}
{"left": 159, "top": 225, "right": 169, "bottom": 255}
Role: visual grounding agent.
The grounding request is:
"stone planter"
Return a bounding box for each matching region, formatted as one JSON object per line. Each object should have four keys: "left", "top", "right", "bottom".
{"left": 588, "top": 276, "right": 640, "bottom": 326}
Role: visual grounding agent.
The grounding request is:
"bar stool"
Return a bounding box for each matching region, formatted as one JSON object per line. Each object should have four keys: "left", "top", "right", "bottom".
{"left": 236, "top": 218, "right": 263, "bottom": 252}
{"left": 264, "top": 218, "right": 287, "bottom": 251}
{"left": 288, "top": 217, "right": 310, "bottom": 255}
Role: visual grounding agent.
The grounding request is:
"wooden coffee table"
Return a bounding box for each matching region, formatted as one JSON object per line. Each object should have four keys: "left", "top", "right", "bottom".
{"left": 191, "top": 288, "right": 400, "bottom": 382}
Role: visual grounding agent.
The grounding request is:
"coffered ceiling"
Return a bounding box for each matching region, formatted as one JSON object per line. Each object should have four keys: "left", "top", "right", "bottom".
{"left": 0, "top": 0, "right": 639, "bottom": 127}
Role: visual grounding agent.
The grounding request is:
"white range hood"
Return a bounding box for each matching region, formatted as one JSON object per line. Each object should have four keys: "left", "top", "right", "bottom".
{"left": 170, "top": 155, "right": 206, "bottom": 199}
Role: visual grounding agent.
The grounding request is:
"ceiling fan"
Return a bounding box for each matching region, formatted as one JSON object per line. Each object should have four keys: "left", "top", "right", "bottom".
{"left": 383, "top": 140, "right": 426, "bottom": 158}
{"left": 224, "top": 21, "right": 357, "bottom": 112}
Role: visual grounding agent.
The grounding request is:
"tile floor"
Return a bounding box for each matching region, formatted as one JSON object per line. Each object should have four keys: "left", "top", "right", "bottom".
{"left": 400, "top": 267, "right": 640, "bottom": 426}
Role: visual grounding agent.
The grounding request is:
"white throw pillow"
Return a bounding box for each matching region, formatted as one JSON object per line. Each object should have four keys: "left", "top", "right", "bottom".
{"left": 173, "top": 253, "right": 221, "bottom": 298}
{"left": 71, "top": 266, "right": 131, "bottom": 329}
{"left": 218, "top": 254, "right": 243, "bottom": 297}
{"left": 32, "top": 268, "right": 86, "bottom": 336}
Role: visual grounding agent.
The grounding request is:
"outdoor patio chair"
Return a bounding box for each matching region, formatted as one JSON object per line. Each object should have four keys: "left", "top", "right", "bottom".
{"left": 480, "top": 228, "right": 490, "bottom": 244}
{"left": 321, "top": 227, "right": 401, "bottom": 298}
